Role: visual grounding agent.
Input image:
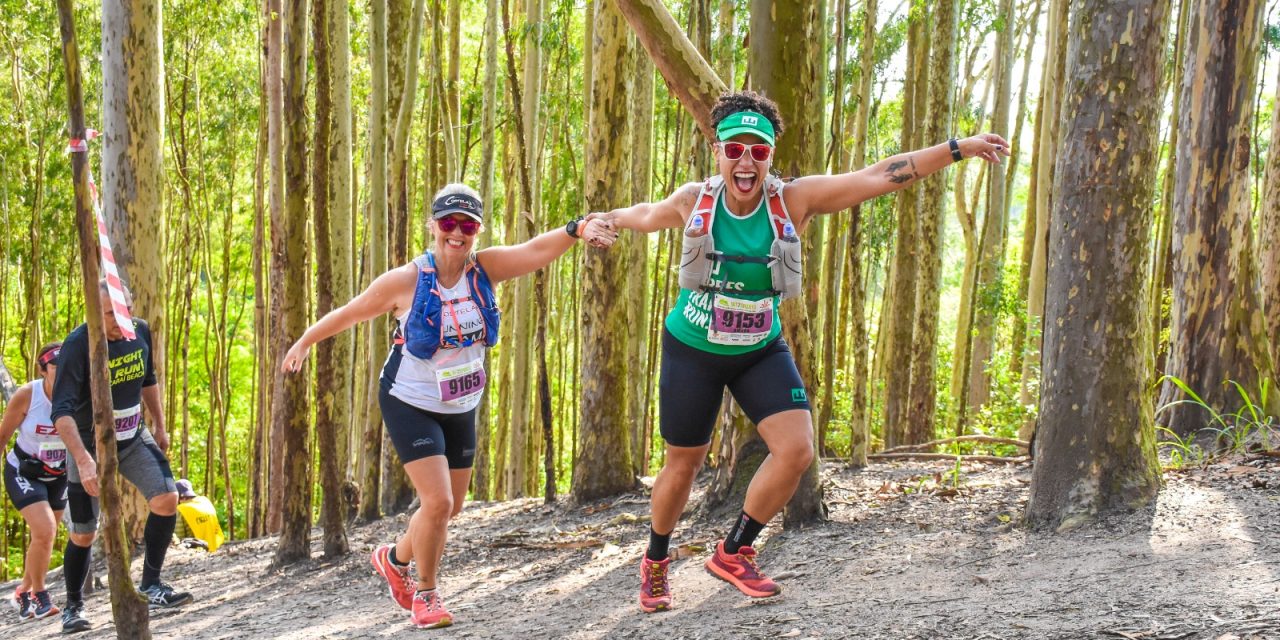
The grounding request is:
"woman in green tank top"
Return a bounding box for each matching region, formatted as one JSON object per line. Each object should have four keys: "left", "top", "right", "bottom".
{"left": 588, "top": 90, "right": 1010, "bottom": 613}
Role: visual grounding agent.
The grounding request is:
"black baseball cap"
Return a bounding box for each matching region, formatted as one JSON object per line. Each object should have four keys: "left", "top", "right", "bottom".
{"left": 431, "top": 193, "right": 484, "bottom": 223}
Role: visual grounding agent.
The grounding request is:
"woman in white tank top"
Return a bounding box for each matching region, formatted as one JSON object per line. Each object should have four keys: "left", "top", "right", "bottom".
{"left": 280, "top": 183, "right": 617, "bottom": 629}
{"left": 1, "top": 342, "right": 66, "bottom": 618}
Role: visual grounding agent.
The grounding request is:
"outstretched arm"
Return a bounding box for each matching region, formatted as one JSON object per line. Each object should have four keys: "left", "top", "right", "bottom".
{"left": 478, "top": 219, "right": 614, "bottom": 284}
{"left": 585, "top": 182, "right": 701, "bottom": 234}
{"left": 785, "top": 134, "right": 1011, "bottom": 225}
{"left": 280, "top": 264, "right": 417, "bottom": 372}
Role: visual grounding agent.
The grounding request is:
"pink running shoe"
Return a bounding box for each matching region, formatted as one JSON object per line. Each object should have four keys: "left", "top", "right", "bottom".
{"left": 639, "top": 556, "right": 673, "bottom": 613}
{"left": 704, "top": 541, "right": 781, "bottom": 598}
{"left": 371, "top": 544, "right": 415, "bottom": 610}
{"left": 411, "top": 590, "right": 453, "bottom": 629}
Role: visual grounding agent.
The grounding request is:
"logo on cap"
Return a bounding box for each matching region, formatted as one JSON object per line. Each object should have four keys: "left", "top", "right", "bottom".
{"left": 742, "top": 115, "right": 758, "bottom": 126}
{"left": 444, "top": 196, "right": 476, "bottom": 210}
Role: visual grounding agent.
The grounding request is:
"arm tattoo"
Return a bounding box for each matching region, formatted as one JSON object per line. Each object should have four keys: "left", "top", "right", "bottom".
{"left": 885, "top": 155, "right": 921, "bottom": 185}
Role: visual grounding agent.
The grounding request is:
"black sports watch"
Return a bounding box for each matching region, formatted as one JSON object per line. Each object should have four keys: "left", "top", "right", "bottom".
{"left": 566, "top": 217, "right": 585, "bottom": 239}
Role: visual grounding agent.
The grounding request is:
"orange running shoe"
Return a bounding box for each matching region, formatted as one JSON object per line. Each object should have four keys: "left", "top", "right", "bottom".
{"left": 638, "top": 556, "right": 673, "bottom": 613}
{"left": 411, "top": 590, "right": 453, "bottom": 629}
{"left": 704, "top": 541, "right": 781, "bottom": 598}
{"left": 371, "top": 544, "right": 415, "bottom": 610}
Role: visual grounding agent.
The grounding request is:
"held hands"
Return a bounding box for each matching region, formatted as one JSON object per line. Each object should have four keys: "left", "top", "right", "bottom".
{"left": 152, "top": 428, "right": 170, "bottom": 453}
{"left": 579, "top": 216, "right": 618, "bottom": 249}
{"left": 280, "top": 340, "right": 310, "bottom": 373}
{"left": 960, "top": 134, "right": 1013, "bottom": 164}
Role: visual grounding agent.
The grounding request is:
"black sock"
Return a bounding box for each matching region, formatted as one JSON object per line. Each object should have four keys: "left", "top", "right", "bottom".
{"left": 724, "top": 511, "right": 766, "bottom": 554}
{"left": 141, "top": 513, "right": 177, "bottom": 589}
{"left": 63, "top": 541, "right": 92, "bottom": 604}
{"left": 390, "top": 547, "right": 410, "bottom": 567}
{"left": 646, "top": 528, "right": 672, "bottom": 561}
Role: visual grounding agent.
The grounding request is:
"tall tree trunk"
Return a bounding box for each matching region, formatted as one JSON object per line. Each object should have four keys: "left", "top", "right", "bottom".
{"left": 845, "top": 0, "right": 876, "bottom": 467}
{"left": 266, "top": 0, "right": 287, "bottom": 535}
{"left": 360, "top": 0, "right": 390, "bottom": 522}
{"left": 904, "top": 0, "right": 958, "bottom": 446}
{"left": 882, "top": 12, "right": 928, "bottom": 448}
{"left": 1018, "top": 0, "right": 1069, "bottom": 442}
{"left": 56, "top": 0, "right": 152, "bottom": 630}
{"left": 472, "top": 0, "right": 500, "bottom": 502}
{"left": 629, "top": 51, "right": 655, "bottom": 479}
{"left": 1157, "top": 0, "right": 1276, "bottom": 433}
{"left": 749, "top": 0, "right": 825, "bottom": 525}
{"left": 276, "top": 0, "right": 313, "bottom": 566}
{"left": 1007, "top": 0, "right": 1045, "bottom": 378}
{"left": 102, "top": 0, "right": 166, "bottom": 545}
{"left": 1262, "top": 63, "right": 1280, "bottom": 370}
{"left": 329, "top": 0, "right": 355, "bottom": 501}
{"left": 965, "top": 0, "right": 1016, "bottom": 416}
{"left": 1026, "top": 0, "right": 1168, "bottom": 529}
{"left": 312, "top": 0, "right": 349, "bottom": 557}
{"left": 572, "top": 0, "right": 635, "bottom": 502}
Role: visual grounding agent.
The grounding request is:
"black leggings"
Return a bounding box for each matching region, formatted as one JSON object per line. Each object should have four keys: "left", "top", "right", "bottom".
{"left": 658, "top": 329, "right": 811, "bottom": 447}
{"left": 378, "top": 386, "right": 477, "bottom": 468}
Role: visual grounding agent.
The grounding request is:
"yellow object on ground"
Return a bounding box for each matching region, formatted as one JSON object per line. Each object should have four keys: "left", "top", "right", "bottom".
{"left": 176, "top": 495, "right": 225, "bottom": 553}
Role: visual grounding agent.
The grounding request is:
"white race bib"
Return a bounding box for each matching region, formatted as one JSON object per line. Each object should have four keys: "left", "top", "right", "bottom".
{"left": 113, "top": 405, "right": 142, "bottom": 441}
{"left": 436, "top": 360, "right": 486, "bottom": 406}
{"left": 708, "top": 295, "right": 774, "bottom": 346}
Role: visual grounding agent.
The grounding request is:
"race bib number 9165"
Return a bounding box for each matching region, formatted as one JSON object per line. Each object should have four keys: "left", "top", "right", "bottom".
{"left": 437, "top": 360, "right": 486, "bottom": 405}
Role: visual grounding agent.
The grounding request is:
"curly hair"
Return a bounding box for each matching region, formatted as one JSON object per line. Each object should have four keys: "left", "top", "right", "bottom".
{"left": 710, "top": 90, "right": 785, "bottom": 140}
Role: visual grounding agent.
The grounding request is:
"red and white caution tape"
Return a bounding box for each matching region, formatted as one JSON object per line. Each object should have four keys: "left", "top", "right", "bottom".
{"left": 67, "top": 129, "right": 136, "bottom": 340}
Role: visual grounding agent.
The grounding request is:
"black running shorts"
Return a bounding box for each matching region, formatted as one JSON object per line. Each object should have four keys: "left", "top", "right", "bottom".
{"left": 378, "top": 386, "right": 477, "bottom": 468}
{"left": 658, "top": 328, "right": 811, "bottom": 448}
{"left": 4, "top": 459, "right": 68, "bottom": 511}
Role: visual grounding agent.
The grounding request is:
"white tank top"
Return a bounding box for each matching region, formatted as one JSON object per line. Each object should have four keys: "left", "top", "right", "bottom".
{"left": 385, "top": 274, "right": 489, "bottom": 414}
{"left": 6, "top": 380, "right": 66, "bottom": 469}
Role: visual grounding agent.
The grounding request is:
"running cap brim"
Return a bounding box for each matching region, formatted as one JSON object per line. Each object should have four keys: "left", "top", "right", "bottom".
{"left": 431, "top": 193, "right": 484, "bottom": 223}
{"left": 716, "top": 111, "right": 775, "bottom": 146}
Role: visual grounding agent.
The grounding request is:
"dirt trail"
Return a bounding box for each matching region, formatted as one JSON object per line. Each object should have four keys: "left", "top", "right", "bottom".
{"left": 4, "top": 457, "right": 1280, "bottom": 639}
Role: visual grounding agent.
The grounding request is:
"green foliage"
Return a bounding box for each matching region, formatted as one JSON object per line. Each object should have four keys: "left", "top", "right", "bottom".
{"left": 1156, "top": 376, "right": 1280, "bottom": 465}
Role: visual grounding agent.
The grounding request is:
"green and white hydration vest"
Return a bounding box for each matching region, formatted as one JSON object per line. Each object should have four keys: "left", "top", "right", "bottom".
{"left": 665, "top": 175, "right": 803, "bottom": 356}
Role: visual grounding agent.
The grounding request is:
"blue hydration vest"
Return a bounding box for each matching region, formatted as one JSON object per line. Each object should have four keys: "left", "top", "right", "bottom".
{"left": 401, "top": 252, "right": 501, "bottom": 360}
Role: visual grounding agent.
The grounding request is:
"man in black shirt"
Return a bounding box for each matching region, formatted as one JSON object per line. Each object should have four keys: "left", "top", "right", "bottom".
{"left": 51, "top": 281, "right": 191, "bottom": 633}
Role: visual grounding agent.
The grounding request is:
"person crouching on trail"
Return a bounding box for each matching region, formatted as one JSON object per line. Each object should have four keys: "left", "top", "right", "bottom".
{"left": 52, "top": 280, "right": 192, "bottom": 634}
{"left": 282, "top": 183, "right": 615, "bottom": 629}
{"left": 2, "top": 342, "right": 67, "bottom": 620}
{"left": 585, "top": 90, "right": 1010, "bottom": 613}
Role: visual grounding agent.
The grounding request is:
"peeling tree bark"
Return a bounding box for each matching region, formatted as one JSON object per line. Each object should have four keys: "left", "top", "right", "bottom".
{"left": 572, "top": 0, "right": 635, "bottom": 502}
{"left": 1026, "top": 0, "right": 1168, "bottom": 531}
{"left": 1259, "top": 62, "right": 1280, "bottom": 378}
{"left": 1157, "top": 0, "right": 1277, "bottom": 434}
{"left": 614, "top": 0, "right": 726, "bottom": 139}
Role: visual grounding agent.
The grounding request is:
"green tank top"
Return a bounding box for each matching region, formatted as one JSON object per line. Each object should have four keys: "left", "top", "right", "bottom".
{"left": 665, "top": 192, "right": 783, "bottom": 355}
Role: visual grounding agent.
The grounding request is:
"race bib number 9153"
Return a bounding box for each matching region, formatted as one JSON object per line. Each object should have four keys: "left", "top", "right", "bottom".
{"left": 708, "top": 295, "right": 773, "bottom": 346}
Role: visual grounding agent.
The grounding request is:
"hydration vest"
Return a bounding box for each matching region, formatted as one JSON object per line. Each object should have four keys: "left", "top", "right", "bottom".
{"left": 677, "top": 175, "right": 803, "bottom": 300}
{"left": 399, "top": 251, "right": 501, "bottom": 360}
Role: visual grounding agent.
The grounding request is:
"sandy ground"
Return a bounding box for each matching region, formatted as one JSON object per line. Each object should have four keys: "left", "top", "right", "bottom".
{"left": 4, "top": 455, "right": 1280, "bottom": 639}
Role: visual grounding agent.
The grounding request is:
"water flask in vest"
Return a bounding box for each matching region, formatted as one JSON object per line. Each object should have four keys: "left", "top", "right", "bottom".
{"left": 771, "top": 222, "right": 803, "bottom": 300}
{"left": 679, "top": 213, "right": 714, "bottom": 291}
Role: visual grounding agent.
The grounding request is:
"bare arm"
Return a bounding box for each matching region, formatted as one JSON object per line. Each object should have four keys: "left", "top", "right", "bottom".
{"left": 0, "top": 384, "right": 32, "bottom": 449}
{"left": 142, "top": 384, "right": 167, "bottom": 451}
{"left": 281, "top": 264, "right": 418, "bottom": 372}
{"left": 585, "top": 182, "right": 701, "bottom": 234}
{"left": 785, "top": 134, "right": 1011, "bottom": 225}
{"left": 56, "top": 414, "right": 97, "bottom": 496}
{"left": 477, "top": 219, "right": 613, "bottom": 284}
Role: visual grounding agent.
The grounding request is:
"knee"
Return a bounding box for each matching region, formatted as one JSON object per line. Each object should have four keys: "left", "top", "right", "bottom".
{"left": 150, "top": 492, "right": 178, "bottom": 516}
{"left": 69, "top": 531, "right": 96, "bottom": 547}
{"left": 26, "top": 513, "right": 57, "bottom": 544}
{"left": 419, "top": 495, "right": 453, "bottom": 523}
{"left": 777, "top": 439, "right": 814, "bottom": 473}
{"left": 664, "top": 455, "right": 704, "bottom": 480}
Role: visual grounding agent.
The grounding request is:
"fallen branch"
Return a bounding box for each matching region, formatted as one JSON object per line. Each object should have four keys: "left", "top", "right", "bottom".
{"left": 868, "top": 453, "right": 1029, "bottom": 464}
{"left": 880, "top": 435, "right": 1029, "bottom": 454}
{"left": 488, "top": 538, "right": 603, "bottom": 551}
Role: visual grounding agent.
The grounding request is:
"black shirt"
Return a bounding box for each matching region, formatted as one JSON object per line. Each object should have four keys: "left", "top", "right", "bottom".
{"left": 49, "top": 319, "right": 157, "bottom": 450}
